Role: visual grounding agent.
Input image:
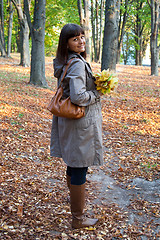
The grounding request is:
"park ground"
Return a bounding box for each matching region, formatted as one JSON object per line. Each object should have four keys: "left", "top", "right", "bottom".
{"left": 0, "top": 54, "right": 160, "bottom": 239}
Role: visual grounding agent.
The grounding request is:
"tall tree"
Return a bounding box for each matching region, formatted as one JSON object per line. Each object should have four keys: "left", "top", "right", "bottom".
{"left": 24, "top": 0, "right": 48, "bottom": 87}
{"left": 7, "top": 0, "right": 14, "bottom": 57}
{"left": 0, "top": 0, "right": 6, "bottom": 56}
{"left": 11, "top": 0, "right": 30, "bottom": 66}
{"left": 98, "top": 0, "right": 105, "bottom": 62}
{"left": 91, "top": 0, "right": 105, "bottom": 62}
{"left": 101, "top": 0, "right": 120, "bottom": 71}
{"left": 134, "top": 0, "right": 143, "bottom": 65}
{"left": 117, "top": 0, "right": 129, "bottom": 63}
{"left": 148, "top": 0, "right": 159, "bottom": 76}
{"left": 77, "top": 0, "right": 90, "bottom": 61}
{"left": 133, "top": 0, "right": 150, "bottom": 65}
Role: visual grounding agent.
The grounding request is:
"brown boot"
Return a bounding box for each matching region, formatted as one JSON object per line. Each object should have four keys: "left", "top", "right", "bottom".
{"left": 70, "top": 183, "right": 98, "bottom": 229}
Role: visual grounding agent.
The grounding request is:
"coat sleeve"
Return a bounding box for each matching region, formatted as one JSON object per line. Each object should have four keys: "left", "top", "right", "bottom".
{"left": 66, "top": 58, "right": 100, "bottom": 107}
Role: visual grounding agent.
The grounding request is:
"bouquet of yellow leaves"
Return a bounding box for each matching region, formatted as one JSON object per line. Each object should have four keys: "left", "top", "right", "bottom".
{"left": 94, "top": 69, "right": 118, "bottom": 94}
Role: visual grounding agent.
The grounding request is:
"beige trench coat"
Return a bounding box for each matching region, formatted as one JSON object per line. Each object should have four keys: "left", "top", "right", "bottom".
{"left": 50, "top": 53, "right": 103, "bottom": 167}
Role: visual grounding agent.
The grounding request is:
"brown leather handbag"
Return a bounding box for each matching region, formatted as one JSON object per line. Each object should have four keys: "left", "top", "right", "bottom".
{"left": 47, "top": 59, "right": 85, "bottom": 119}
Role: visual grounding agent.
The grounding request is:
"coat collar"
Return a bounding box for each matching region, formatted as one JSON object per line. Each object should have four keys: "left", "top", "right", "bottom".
{"left": 68, "top": 52, "right": 93, "bottom": 78}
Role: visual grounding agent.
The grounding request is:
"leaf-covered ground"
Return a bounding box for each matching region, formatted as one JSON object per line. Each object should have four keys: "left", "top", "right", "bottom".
{"left": 0, "top": 54, "right": 159, "bottom": 239}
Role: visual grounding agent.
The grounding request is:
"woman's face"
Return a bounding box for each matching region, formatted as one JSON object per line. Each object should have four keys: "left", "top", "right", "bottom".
{"left": 67, "top": 33, "right": 85, "bottom": 54}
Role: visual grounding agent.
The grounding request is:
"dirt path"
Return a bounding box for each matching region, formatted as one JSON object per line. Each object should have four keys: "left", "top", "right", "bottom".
{"left": 87, "top": 167, "right": 160, "bottom": 239}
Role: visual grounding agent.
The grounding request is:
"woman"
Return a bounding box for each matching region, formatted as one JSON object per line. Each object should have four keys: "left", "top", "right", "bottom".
{"left": 50, "top": 23, "right": 103, "bottom": 229}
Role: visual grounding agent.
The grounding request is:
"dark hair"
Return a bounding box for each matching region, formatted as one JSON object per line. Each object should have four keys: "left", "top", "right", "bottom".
{"left": 56, "top": 23, "right": 86, "bottom": 64}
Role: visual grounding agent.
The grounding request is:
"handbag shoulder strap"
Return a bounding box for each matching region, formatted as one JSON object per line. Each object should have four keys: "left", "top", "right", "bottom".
{"left": 60, "top": 58, "right": 74, "bottom": 85}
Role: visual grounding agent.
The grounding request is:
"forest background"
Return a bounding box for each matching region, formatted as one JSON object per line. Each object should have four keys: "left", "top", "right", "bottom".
{"left": 0, "top": 0, "right": 160, "bottom": 85}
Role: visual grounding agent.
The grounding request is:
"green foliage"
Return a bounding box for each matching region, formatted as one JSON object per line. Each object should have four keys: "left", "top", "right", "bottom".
{"left": 45, "top": 0, "right": 79, "bottom": 56}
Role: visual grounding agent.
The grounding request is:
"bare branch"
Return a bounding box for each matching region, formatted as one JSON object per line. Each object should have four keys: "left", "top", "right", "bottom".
{"left": 11, "top": 0, "right": 18, "bottom": 11}
{"left": 147, "top": 0, "right": 151, "bottom": 8}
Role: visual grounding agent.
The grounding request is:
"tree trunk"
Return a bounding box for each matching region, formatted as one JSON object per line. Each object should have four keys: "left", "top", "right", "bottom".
{"left": 139, "top": 38, "right": 143, "bottom": 65}
{"left": 77, "top": 0, "right": 83, "bottom": 25}
{"left": 95, "top": 0, "right": 99, "bottom": 61}
{"left": 0, "top": 30, "right": 6, "bottom": 56}
{"left": 117, "top": 0, "right": 128, "bottom": 63}
{"left": 135, "top": 0, "right": 143, "bottom": 66}
{"left": 98, "top": 0, "right": 105, "bottom": 63}
{"left": 77, "top": 0, "right": 90, "bottom": 62}
{"left": 83, "top": 0, "right": 90, "bottom": 62}
{"left": 11, "top": 0, "right": 30, "bottom": 66}
{"left": 28, "top": 0, "right": 47, "bottom": 87}
{"left": 0, "top": 0, "right": 6, "bottom": 56}
{"left": 19, "top": 15, "right": 30, "bottom": 67}
{"left": 7, "top": 1, "right": 14, "bottom": 57}
{"left": 90, "top": 0, "right": 96, "bottom": 61}
{"left": 122, "top": 31, "right": 129, "bottom": 64}
{"left": 101, "top": 0, "right": 120, "bottom": 71}
{"left": 16, "top": 25, "right": 21, "bottom": 53}
{"left": 150, "top": 0, "right": 159, "bottom": 76}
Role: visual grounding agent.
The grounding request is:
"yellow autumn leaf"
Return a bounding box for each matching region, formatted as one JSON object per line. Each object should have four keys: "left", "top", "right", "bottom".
{"left": 85, "top": 226, "right": 96, "bottom": 230}
{"left": 94, "top": 69, "right": 118, "bottom": 94}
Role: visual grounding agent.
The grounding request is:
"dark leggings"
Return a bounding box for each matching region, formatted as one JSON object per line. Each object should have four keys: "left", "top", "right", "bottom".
{"left": 67, "top": 166, "right": 88, "bottom": 185}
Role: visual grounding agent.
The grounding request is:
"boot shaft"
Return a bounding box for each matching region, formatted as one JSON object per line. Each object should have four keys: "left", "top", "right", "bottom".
{"left": 70, "top": 183, "right": 98, "bottom": 229}
{"left": 70, "top": 183, "right": 85, "bottom": 217}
